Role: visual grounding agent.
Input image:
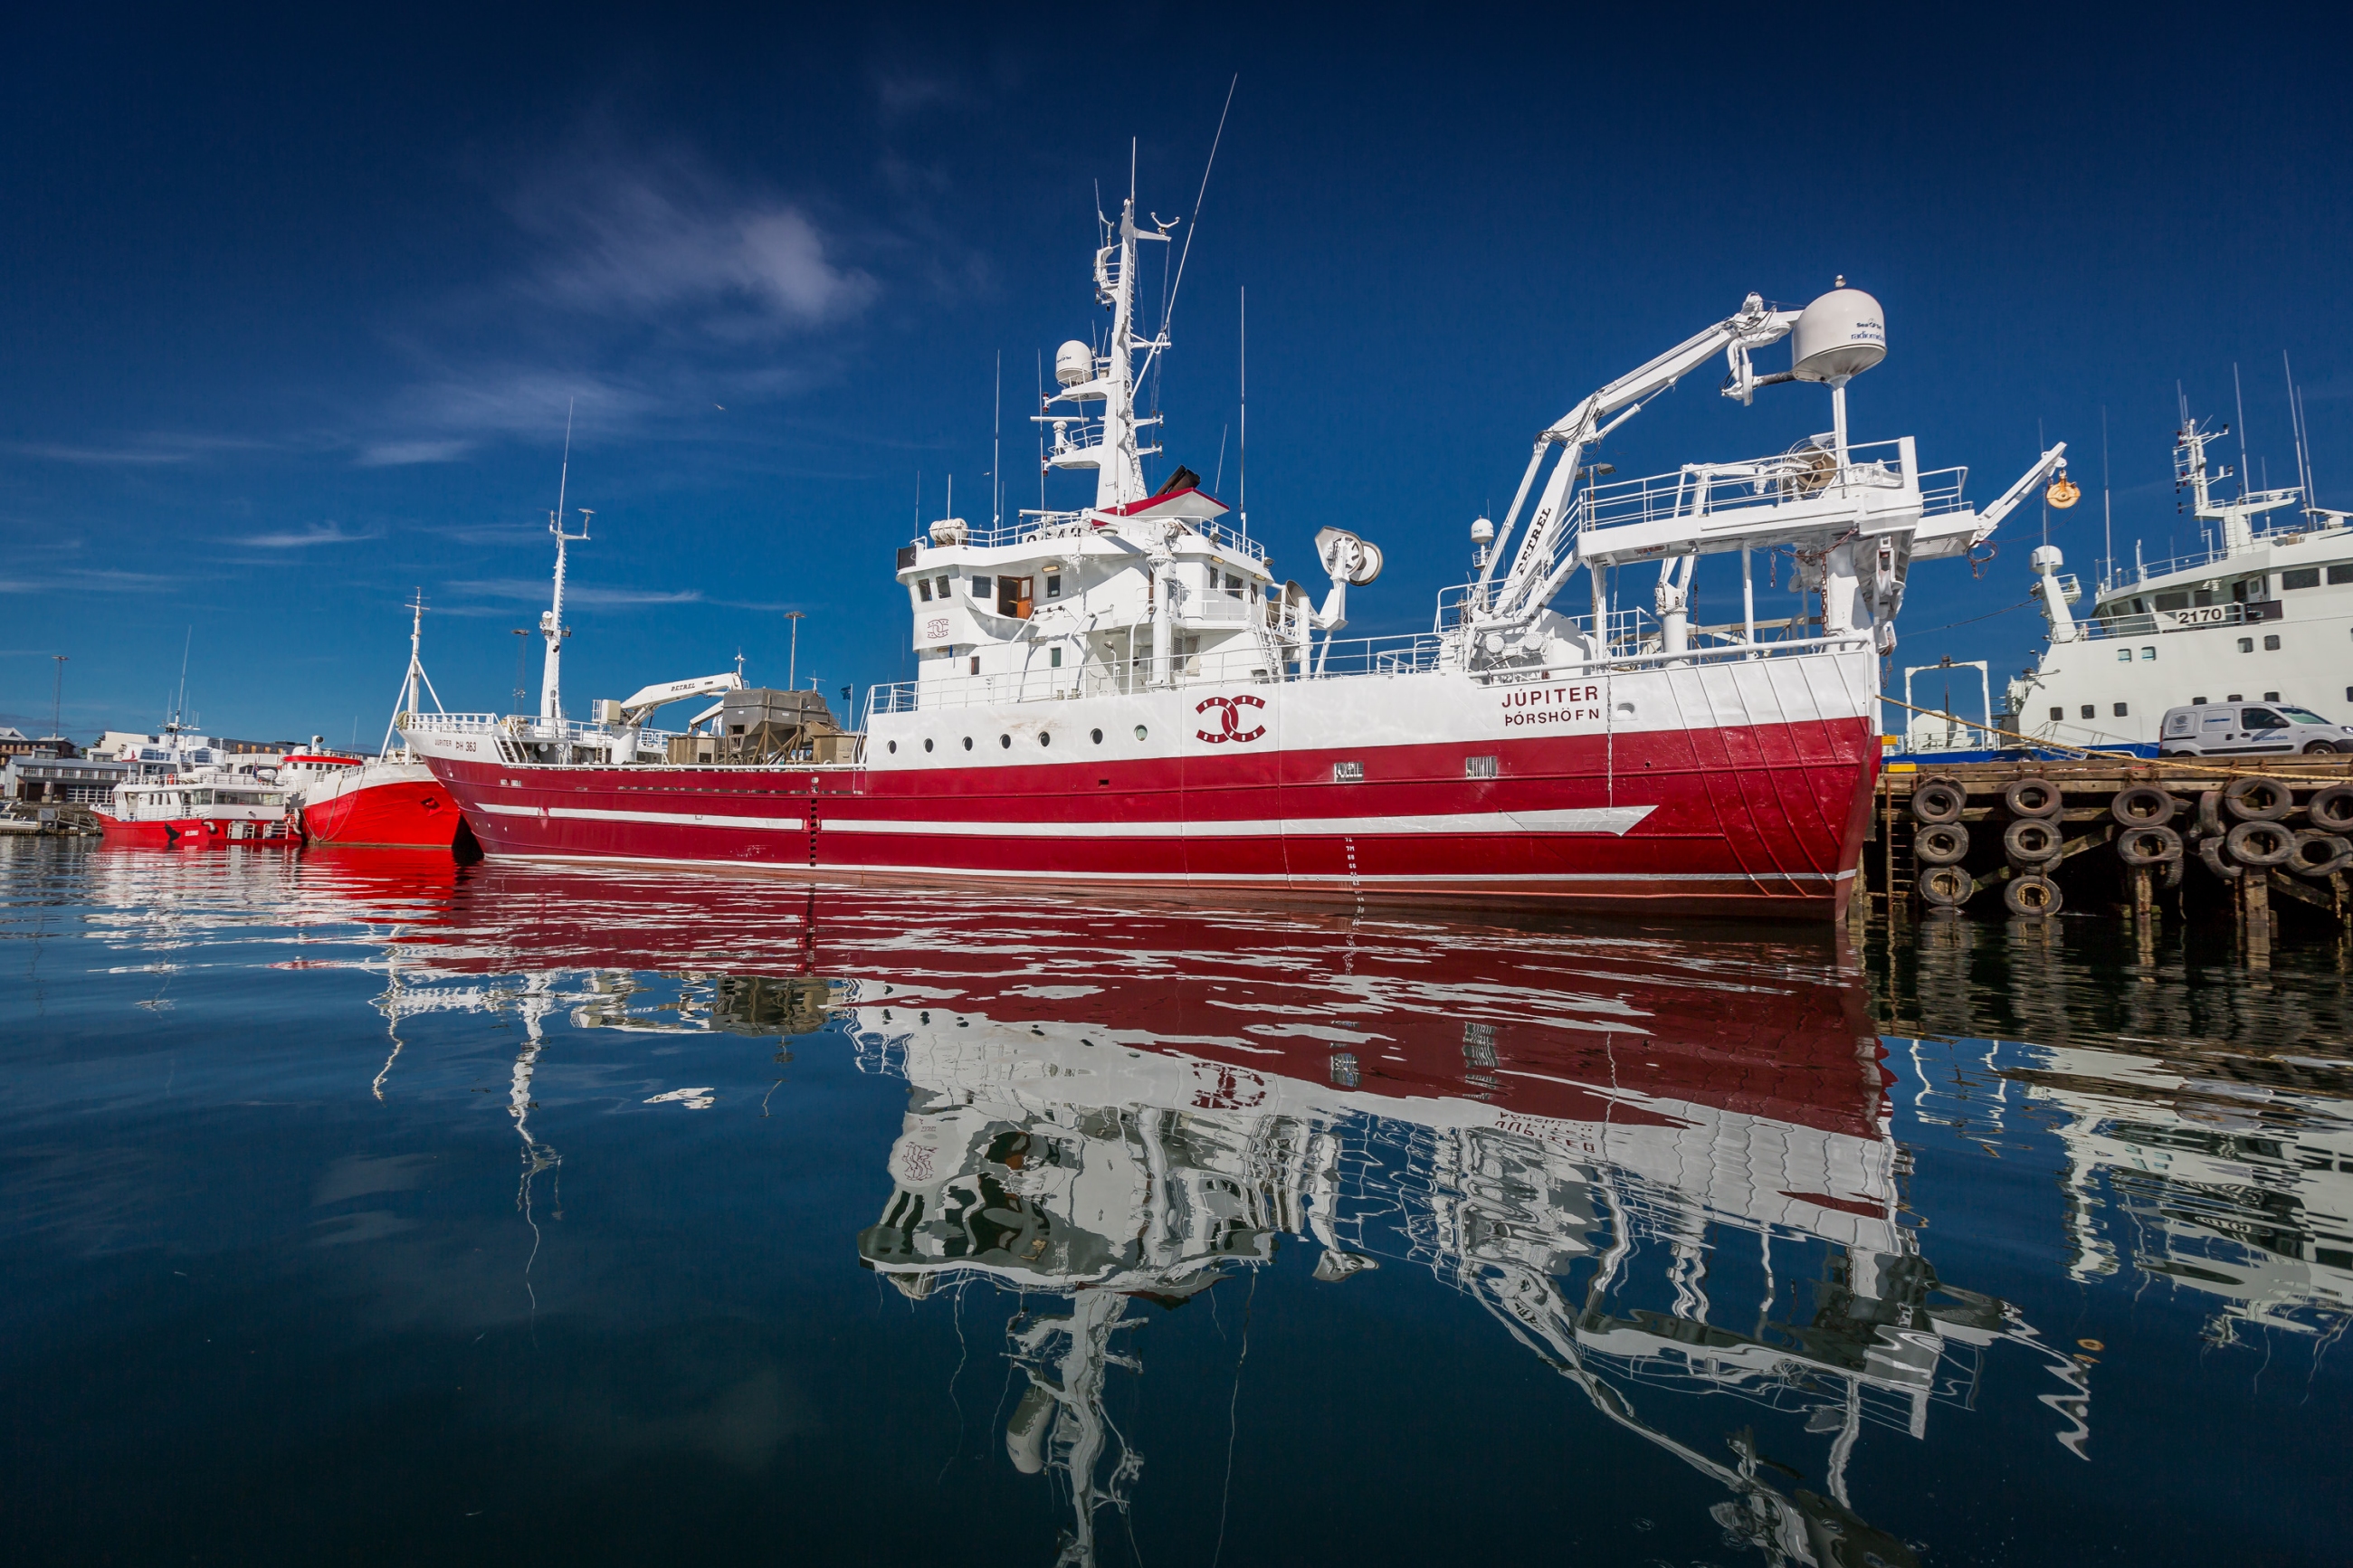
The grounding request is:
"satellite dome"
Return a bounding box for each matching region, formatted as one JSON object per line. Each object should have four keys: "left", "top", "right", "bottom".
{"left": 1791, "top": 286, "right": 1886, "bottom": 385}
{"left": 1054, "top": 340, "right": 1094, "bottom": 388}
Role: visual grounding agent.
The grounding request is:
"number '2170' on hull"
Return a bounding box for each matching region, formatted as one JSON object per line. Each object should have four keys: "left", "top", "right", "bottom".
{"left": 410, "top": 654, "right": 1881, "bottom": 919}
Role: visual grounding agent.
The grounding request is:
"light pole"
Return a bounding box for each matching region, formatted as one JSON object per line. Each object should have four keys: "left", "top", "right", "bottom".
{"left": 50, "top": 654, "right": 66, "bottom": 744}
{"left": 784, "top": 611, "right": 805, "bottom": 693}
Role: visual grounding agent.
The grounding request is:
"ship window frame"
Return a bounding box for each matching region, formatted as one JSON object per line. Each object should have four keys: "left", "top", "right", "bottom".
{"left": 2140, "top": 646, "right": 2156, "bottom": 660}
{"left": 2113, "top": 702, "right": 2129, "bottom": 717}
{"left": 2080, "top": 705, "right": 2095, "bottom": 719}
{"left": 1133, "top": 725, "right": 1148, "bottom": 741}
{"left": 917, "top": 578, "right": 933, "bottom": 602}
{"left": 962, "top": 736, "right": 973, "bottom": 750}
{"left": 1049, "top": 646, "right": 1062, "bottom": 669}
{"left": 1044, "top": 571, "right": 1062, "bottom": 600}
{"left": 2262, "top": 633, "right": 2282, "bottom": 651}
{"left": 2328, "top": 564, "right": 2353, "bottom": 584}
{"left": 2116, "top": 647, "right": 2132, "bottom": 661}
{"left": 2048, "top": 707, "right": 2063, "bottom": 722}
{"left": 2237, "top": 637, "right": 2254, "bottom": 653}
{"left": 2282, "top": 566, "right": 2321, "bottom": 590}
{"left": 924, "top": 738, "right": 934, "bottom": 753}
{"left": 1091, "top": 728, "right": 1103, "bottom": 744}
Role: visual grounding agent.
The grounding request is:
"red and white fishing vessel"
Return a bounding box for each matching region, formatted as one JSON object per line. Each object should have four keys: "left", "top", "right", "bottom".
{"left": 405, "top": 193, "right": 2070, "bottom": 917}
{"left": 292, "top": 596, "right": 470, "bottom": 851}
{"left": 97, "top": 771, "right": 300, "bottom": 848}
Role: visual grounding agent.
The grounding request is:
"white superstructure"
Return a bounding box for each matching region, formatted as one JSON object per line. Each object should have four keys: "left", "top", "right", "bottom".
{"left": 2001, "top": 413, "right": 2353, "bottom": 751}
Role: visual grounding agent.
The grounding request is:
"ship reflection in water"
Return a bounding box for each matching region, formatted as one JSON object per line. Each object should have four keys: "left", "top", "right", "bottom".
{"left": 10, "top": 842, "right": 2352, "bottom": 1565}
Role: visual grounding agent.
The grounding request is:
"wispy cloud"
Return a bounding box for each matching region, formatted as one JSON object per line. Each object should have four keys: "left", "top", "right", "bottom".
{"left": 6, "top": 434, "right": 273, "bottom": 466}
{"left": 445, "top": 577, "right": 704, "bottom": 608}
{"left": 510, "top": 147, "right": 876, "bottom": 337}
{"left": 356, "top": 439, "right": 474, "bottom": 467}
{"left": 232, "top": 522, "right": 380, "bottom": 548}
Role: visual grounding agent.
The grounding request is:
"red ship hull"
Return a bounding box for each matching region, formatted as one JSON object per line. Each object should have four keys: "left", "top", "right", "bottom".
{"left": 97, "top": 814, "right": 301, "bottom": 848}
{"left": 300, "top": 771, "right": 465, "bottom": 850}
{"left": 422, "top": 714, "right": 1879, "bottom": 917}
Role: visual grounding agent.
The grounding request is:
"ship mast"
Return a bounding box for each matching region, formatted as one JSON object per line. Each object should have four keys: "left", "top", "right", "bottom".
{"left": 380, "top": 588, "right": 445, "bottom": 759}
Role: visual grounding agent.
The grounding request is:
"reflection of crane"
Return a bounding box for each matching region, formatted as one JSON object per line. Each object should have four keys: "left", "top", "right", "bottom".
{"left": 846, "top": 1003, "right": 2093, "bottom": 1565}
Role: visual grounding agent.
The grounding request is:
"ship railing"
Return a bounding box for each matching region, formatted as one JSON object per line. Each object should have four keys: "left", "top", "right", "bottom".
{"left": 2101, "top": 514, "right": 2351, "bottom": 592}
{"left": 864, "top": 622, "right": 1872, "bottom": 719}
{"left": 1574, "top": 437, "right": 1921, "bottom": 535}
{"left": 959, "top": 508, "right": 1267, "bottom": 563}
{"left": 2076, "top": 602, "right": 2279, "bottom": 640}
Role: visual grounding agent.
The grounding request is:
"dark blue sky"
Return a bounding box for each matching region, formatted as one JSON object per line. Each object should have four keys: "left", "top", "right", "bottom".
{"left": 5, "top": 4, "right": 2348, "bottom": 743}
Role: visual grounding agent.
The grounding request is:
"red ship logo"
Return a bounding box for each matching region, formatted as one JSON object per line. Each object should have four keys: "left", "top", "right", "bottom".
{"left": 1195, "top": 694, "right": 1267, "bottom": 745}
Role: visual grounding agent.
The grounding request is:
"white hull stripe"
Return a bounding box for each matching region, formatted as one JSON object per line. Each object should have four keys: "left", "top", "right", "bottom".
{"left": 477, "top": 802, "right": 1656, "bottom": 838}
{"left": 480, "top": 850, "right": 1853, "bottom": 885}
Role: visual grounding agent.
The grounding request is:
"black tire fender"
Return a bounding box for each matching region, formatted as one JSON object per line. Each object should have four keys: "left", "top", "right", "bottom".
{"left": 2197, "top": 836, "right": 2242, "bottom": 880}
{"left": 2225, "top": 820, "right": 2295, "bottom": 867}
{"left": 1915, "top": 822, "right": 1970, "bottom": 865}
{"left": 2224, "top": 775, "right": 2293, "bottom": 822}
{"left": 2002, "top": 777, "right": 2062, "bottom": 818}
{"left": 2308, "top": 784, "right": 2353, "bottom": 834}
{"left": 2004, "top": 875, "right": 2062, "bottom": 917}
{"left": 2116, "top": 825, "right": 2183, "bottom": 867}
{"left": 1910, "top": 779, "right": 1967, "bottom": 825}
{"left": 2288, "top": 830, "right": 2353, "bottom": 879}
{"left": 2003, "top": 816, "right": 2063, "bottom": 863}
{"left": 2109, "top": 784, "right": 2177, "bottom": 828}
{"left": 1918, "top": 865, "right": 1975, "bottom": 908}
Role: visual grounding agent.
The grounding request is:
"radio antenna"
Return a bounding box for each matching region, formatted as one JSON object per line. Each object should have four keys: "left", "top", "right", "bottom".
{"left": 1161, "top": 75, "right": 1236, "bottom": 343}
{"left": 1239, "top": 285, "right": 1247, "bottom": 527}
{"left": 551, "top": 399, "right": 574, "bottom": 533}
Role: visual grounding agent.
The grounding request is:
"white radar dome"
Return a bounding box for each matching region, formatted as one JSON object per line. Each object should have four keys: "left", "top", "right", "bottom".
{"left": 1470, "top": 517, "right": 1495, "bottom": 544}
{"left": 1791, "top": 286, "right": 1886, "bottom": 385}
{"left": 1054, "top": 340, "right": 1094, "bottom": 388}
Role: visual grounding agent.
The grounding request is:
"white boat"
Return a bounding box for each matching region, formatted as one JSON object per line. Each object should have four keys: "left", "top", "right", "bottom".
{"left": 1995, "top": 412, "right": 2353, "bottom": 753}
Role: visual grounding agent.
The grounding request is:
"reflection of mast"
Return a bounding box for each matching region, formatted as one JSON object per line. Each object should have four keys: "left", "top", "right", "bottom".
{"left": 372, "top": 950, "right": 406, "bottom": 1100}
{"left": 512, "top": 974, "right": 564, "bottom": 1297}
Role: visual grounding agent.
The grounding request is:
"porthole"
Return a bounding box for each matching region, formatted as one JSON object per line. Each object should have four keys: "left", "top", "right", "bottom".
{"left": 1134, "top": 725, "right": 1148, "bottom": 741}
{"left": 1000, "top": 734, "right": 1012, "bottom": 749}
{"left": 1039, "top": 732, "right": 1052, "bottom": 747}
{"left": 962, "top": 736, "right": 974, "bottom": 751}
{"left": 1090, "top": 727, "right": 1103, "bottom": 744}
{"left": 924, "top": 738, "right": 934, "bottom": 753}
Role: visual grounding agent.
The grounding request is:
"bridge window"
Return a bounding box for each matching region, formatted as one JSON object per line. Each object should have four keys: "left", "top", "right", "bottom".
{"left": 1044, "top": 572, "right": 1062, "bottom": 599}
{"left": 2330, "top": 564, "right": 2353, "bottom": 584}
{"left": 2282, "top": 566, "right": 2321, "bottom": 590}
{"left": 935, "top": 575, "right": 951, "bottom": 598}
{"left": 972, "top": 576, "right": 992, "bottom": 598}
{"left": 916, "top": 578, "right": 933, "bottom": 602}
{"left": 2153, "top": 592, "right": 2188, "bottom": 612}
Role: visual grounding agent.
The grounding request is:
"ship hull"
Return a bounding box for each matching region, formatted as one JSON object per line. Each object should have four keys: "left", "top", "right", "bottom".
{"left": 298, "top": 760, "right": 464, "bottom": 849}
{"left": 97, "top": 814, "right": 301, "bottom": 848}
{"left": 413, "top": 657, "right": 1881, "bottom": 918}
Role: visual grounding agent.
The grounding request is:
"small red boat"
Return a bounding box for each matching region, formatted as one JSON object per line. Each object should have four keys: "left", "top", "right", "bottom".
{"left": 96, "top": 774, "right": 301, "bottom": 848}
{"left": 290, "top": 596, "right": 468, "bottom": 851}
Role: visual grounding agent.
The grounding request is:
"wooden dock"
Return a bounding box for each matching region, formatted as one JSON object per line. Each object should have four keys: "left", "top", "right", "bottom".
{"left": 1862, "top": 755, "right": 2353, "bottom": 962}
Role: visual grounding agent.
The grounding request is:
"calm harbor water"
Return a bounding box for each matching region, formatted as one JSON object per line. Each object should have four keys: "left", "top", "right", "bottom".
{"left": 4, "top": 840, "right": 2348, "bottom": 1566}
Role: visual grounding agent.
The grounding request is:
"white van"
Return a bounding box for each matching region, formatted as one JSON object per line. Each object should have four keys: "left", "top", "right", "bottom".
{"left": 2158, "top": 699, "right": 2353, "bottom": 756}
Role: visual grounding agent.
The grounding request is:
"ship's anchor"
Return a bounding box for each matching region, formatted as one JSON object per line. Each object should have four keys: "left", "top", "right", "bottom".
{"left": 1195, "top": 694, "right": 1267, "bottom": 745}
